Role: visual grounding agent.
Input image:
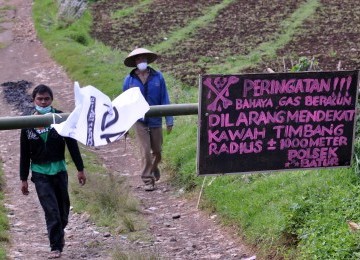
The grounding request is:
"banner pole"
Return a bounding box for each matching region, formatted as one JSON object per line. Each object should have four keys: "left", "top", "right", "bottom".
{"left": 196, "top": 176, "right": 207, "bottom": 209}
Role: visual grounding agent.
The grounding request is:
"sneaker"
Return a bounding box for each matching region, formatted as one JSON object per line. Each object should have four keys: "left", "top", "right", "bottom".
{"left": 153, "top": 169, "right": 160, "bottom": 181}
{"left": 144, "top": 184, "right": 155, "bottom": 191}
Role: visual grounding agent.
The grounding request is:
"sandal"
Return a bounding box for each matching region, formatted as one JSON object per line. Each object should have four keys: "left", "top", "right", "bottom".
{"left": 48, "top": 250, "right": 61, "bottom": 259}
{"left": 144, "top": 183, "right": 155, "bottom": 191}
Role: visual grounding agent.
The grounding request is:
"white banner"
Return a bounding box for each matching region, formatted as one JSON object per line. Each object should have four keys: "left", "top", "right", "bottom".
{"left": 52, "top": 82, "right": 149, "bottom": 146}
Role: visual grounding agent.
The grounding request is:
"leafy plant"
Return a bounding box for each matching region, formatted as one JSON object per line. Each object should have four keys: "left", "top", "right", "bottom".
{"left": 290, "top": 56, "right": 320, "bottom": 72}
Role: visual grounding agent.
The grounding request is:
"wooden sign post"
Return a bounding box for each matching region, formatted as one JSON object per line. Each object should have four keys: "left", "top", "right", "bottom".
{"left": 197, "top": 70, "right": 359, "bottom": 176}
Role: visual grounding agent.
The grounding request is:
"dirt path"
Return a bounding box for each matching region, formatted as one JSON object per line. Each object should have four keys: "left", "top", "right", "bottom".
{"left": 0, "top": 1, "right": 255, "bottom": 259}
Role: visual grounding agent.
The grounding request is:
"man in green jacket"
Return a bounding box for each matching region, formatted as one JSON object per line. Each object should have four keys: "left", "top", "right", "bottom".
{"left": 20, "top": 84, "right": 86, "bottom": 259}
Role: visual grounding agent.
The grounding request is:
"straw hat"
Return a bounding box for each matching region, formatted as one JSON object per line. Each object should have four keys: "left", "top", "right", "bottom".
{"left": 124, "top": 48, "right": 158, "bottom": 67}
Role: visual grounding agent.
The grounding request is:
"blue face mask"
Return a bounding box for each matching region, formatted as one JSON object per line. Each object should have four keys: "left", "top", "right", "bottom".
{"left": 35, "top": 105, "right": 52, "bottom": 114}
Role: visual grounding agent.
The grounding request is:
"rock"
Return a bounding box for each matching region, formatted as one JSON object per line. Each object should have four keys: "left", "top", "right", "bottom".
{"left": 242, "top": 255, "right": 256, "bottom": 260}
{"left": 81, "top": 212, "right": 91, "bottom": 222}
{"left": 177, "top": 202, "right": 185, "bottom": 207}
{"left": 172, "top": 213, "right": 181, "bottom": 219}
{"left": 103, "top": 232, "right": 111, "bottom": 237}
{"left": 178, "top": 248, "right": 190, "bottom": 255}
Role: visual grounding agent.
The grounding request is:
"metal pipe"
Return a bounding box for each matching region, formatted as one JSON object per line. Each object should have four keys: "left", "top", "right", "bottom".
{"left": 146, "top": 103, "right": 198, "bottom": 117}
{"left": 0, "top": 103, "right": 199, "bottom": 130}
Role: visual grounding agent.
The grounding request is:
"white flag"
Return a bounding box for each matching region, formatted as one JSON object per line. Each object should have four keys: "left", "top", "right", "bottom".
{"left": 52, "top": 82, "right": 149, "bottom": 146}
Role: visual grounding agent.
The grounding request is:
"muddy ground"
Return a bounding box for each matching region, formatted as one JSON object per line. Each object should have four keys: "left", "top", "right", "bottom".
{"left": 0, "top": 0, "right": 255, "bottom": 259}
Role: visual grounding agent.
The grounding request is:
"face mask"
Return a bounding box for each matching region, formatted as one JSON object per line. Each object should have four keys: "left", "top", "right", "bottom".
{"left": 35, "top": 105, "right": 52, "bottom": 114}
{"left": 137, "top": 62, "right": 148, "bottom": 71}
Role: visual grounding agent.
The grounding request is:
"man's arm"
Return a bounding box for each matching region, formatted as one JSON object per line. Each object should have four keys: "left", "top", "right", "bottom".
{"left": 19, "top": 129, "right": 30, "bottom": 195}
{"left": 19, "top": 129, "right": 31, "bottom": 181}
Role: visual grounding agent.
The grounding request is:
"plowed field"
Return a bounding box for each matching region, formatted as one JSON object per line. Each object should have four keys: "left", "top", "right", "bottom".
{"left": 91, "top": 0, "right": 360, "bottom": 87}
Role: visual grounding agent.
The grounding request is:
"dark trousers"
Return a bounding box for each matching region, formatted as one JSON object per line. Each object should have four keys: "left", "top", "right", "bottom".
{"left": 31, "top": 171, "right": 69, "bottom": 252}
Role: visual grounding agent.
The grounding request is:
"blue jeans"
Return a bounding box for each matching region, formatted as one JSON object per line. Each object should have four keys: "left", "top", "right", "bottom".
{"left": 31, "top": 171, "right": 69, "bottom": 252}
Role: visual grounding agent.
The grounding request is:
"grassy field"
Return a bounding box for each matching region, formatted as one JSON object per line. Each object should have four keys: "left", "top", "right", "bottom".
{"left": 33, "top": 0, "right": 360, "bottom": 259}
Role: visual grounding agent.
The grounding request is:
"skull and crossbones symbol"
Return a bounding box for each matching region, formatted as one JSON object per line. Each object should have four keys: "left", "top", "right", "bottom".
{"left": 203, "top": 76, "right": 239, "bottom": 112}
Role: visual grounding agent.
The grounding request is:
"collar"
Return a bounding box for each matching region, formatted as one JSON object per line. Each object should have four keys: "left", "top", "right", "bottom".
{"left": 129, "top": 66, "right": 156, "bottom": 77}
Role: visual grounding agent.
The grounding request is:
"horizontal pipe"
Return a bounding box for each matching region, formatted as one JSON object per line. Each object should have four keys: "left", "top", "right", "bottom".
{"left": 0, "top": 103, "right": 199, "bottom": 130}
{"left": 146, "top": 103, "right": 198, "bottom": 117}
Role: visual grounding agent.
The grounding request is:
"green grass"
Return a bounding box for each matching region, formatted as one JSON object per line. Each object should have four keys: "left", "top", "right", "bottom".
{"left": 111, "top": 0, "right": 153, "bottom": 19}
{"left": 66, "top": 147, "right": 150, "bottom": 240}
{"left": 112, "top": 248, "right": 160, "bottom": 260}
{"left": 0, "top": 5, "right": 16, "bottom": 11}
{"left": 151, "top": 0, "right": 237, "bottom": 53}
{"left": 0, "top": 3, "right": 15, "bottom": 24}
{"left": 202, "top": 167, "right": 360, "bottom": 259}
{"left": 32, "top": 0, "right": 126, "bottom": 98}
{"left": 32, "top": 0, "right": 360, "bottom": 259}
{"left": 0, "top": 162, "right": 10, "bottom": 259}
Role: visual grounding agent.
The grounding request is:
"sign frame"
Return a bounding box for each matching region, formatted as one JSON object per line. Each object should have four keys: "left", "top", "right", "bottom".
{"left": 197, "top": 70, "right": 359, "bottom": 176}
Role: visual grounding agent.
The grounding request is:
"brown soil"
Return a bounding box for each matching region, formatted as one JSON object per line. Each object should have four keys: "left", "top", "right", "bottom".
{"left": 91, "top": 0, "right": 360, "bottom": 86}
{"left": 0, "top": 0, "right": 255, "bottom": 259}
{"left": 257, "top": 0, "right": 360, "bottom": 73}
{"left": 90, "top": 0, "right": 222, "bottom": 53}
{"left": 91, "top": 0, "right": 306, "bottom": 85}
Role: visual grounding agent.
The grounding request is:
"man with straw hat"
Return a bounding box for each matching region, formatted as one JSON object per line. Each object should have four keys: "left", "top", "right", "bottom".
{"left": 123, "top": 48, "right": 173, "bottom": 191}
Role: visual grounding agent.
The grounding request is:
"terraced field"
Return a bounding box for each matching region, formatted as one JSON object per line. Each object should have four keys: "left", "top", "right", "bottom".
{"left": 91, "top": 0, "right": 359, "bottom": 88}
{"left": 263, "top": 0, "right": 360, "bottom": 72}
{"left": 91, "top": 0, "right": 222, "bottom": 51}
{"left": 93, "top": 0, "right": 360, "bottom": 86}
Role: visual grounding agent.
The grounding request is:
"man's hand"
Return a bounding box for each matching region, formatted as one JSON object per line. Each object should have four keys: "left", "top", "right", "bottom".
{"left": 166, "top": 125, "right": 173, "bottom": 134}
{"left": 77, "top": 171, "right": 86, "bottom": 186}
{"left": 21, "top": 180, "right": 29, "bottom": 195}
